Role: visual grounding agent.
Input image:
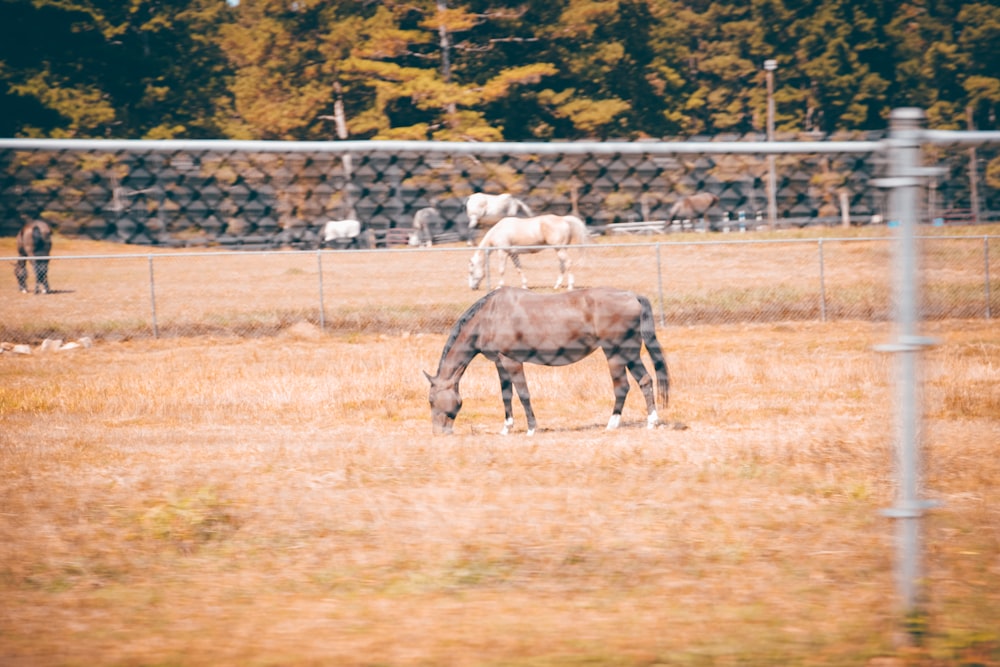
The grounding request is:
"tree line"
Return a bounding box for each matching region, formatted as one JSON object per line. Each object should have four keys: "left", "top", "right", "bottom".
{"left": 1, "top": 0, "right": 998, "bottom": 142}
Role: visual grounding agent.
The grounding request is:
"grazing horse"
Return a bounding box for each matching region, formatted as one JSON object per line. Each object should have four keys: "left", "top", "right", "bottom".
{"left": 424, "top": 286, "right": 670, "bottom": 435}
{"left": 410, "top": 207, "right": 440, "bottom": 247}
{"left": 468, "top": 214, "right": 587, "bottom": 291}
{"left": 667, "top": 192, "right": 719, "bottom": 221}
{"left": 466, "top": 193, "right": 533, "bottom": 231}
{"left": 15, "top": 220, "right": 52, "bottom": 294}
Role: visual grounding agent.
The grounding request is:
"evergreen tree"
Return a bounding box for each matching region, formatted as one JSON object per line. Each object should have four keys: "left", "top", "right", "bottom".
{"left": 0, "top": 0, "right": 230, "bottom": 138}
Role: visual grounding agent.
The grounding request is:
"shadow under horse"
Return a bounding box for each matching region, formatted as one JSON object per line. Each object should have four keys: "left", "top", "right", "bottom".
{"left": 15, "top": 220, "right": 53, "bottom": 294}
{"left": 425, "top": 286, "right": 670, "bottom": 435}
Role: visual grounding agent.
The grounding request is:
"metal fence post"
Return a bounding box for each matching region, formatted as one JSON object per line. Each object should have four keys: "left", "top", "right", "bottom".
{"left": 817, "top": 239, "right": 827, "bottom": 322}
{"left": 656, "top": 242, "right": 665, "bottom": 326}
{"left": 317, "top": 249, "right": 326, "bottom": 331}
{"left": 984, "top": 236, "right": 992, "bottom": 320}
{"left": 876, "top": 108, "right": 938, "bottom": 642}
{"left": 148, "top": 255, "right": 159, "bottom": 339}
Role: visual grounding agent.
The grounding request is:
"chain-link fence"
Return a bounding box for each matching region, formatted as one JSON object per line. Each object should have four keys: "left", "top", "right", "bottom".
{"left": 2, "top": 135, "right": 998, "bottom": 246}
{"left": 2, "top": 235, "right": 996, "bottom": 342}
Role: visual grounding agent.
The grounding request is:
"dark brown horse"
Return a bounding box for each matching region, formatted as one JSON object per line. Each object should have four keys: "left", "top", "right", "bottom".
{"left": 15, "top": 220, "right": 52, "bottom": 294}
{"left": 424, "top": 287, "right": 670, "bottom": 435}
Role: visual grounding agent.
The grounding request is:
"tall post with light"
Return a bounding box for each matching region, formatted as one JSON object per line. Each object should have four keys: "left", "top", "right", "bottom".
{"left": 764, "top": 59, "right": 778, "bottom": 228}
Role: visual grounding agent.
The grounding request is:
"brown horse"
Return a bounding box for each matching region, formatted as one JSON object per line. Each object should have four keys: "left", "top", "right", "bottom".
{"left": 667, "top": 192, "right": 719, "bottom": 221}
{"left": 424, "top": 287, "right": 670, "bottom": 435}
{"left": 15, "top": 220, "right": 53, "bottom": 294}
{"left": 468, "top": 214, "right": 588, "bottom": 291}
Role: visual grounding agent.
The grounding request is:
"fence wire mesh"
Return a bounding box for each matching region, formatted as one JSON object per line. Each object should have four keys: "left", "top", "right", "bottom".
{"left": 2, "top": 236, "right": 996, "bottom": 343}
{"left": 2, "top": 137, "right": 997, "bottom": 246}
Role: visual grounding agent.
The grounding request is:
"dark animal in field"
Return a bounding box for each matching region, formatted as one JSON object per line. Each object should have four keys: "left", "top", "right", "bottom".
{"left": 667, "top": 192, "right": 719, "bottom": 221}
{"left": 15, "top": 220, "right": 52, "bottom": 294}
{"left": 425, "top": 286, "right": 670, "bottom": 435}
{"left": 468, "top": 214, "right": 588, "bottom": 291}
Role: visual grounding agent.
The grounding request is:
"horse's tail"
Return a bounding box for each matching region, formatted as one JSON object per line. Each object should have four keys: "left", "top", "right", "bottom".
{"left": 515, "top": 198, "right": 533, "bottom": 217}
{"left": 638, "top": 294, "right": 670, "bottom": 409}
{"left": 31, "top": 222, "right": 51, "bottom": 255}
{"left": 567, "top": 215, "right": 588, "bottom": 245}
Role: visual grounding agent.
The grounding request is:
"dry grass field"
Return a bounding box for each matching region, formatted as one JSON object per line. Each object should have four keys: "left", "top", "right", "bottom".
{"left": 1, "top": 232, "right": 999, "bottom": 666}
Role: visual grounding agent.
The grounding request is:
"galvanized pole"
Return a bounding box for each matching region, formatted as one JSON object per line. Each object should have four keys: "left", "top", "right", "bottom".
{"left": 148, "top": 255, "right": 159, "bottom": 339}
{"left": 878, "top": 108, "right": 936, "bottom": 641}
{"left": 984, "top": 237, "right": 992, "bottom": 320}
{"left": 765, "top": 59, "right": 778, "bottom": 228}
{"left": 316, "top": 249, "right": 326, "bottom": 331}
{"left": 656, "top": 243, "right": 665, "bottom": 327}
{"left": 817, "top": 239, "right": 827, "bottom": 322}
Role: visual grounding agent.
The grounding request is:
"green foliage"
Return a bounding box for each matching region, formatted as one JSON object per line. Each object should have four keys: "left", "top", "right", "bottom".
{"left": 1, "top": 0, "right": 997, "bottom": 140}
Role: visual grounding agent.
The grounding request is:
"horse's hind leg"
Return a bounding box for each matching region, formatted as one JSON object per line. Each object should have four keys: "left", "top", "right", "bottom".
{"left": 553, "top": 248, "right": 573, "bottom": 290}
{"left": 15, "top": 259, "right": 28, "bottom": 293}
{"left": 627, "top": 358, "right": 659, "bottom": 428}
{"left": 499, "top": 357, "right": 536, "bottom": 435}
{"left": 509, "top": 253, "right": 528, "bottom": 289}
{"left": 603, "top": 355, "right": 630, "bottom": 430}
{"left": 34, "top": 259, "right": 50, "bottom": 294}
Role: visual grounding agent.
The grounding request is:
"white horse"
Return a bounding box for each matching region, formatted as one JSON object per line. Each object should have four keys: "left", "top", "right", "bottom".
{"left": 322, "top": 219, "right": 361, "bottom": 246}
{"left": 468, "top": 214, "right": 588, "bottom": 291}
{"left": 466, "top": 193, "right": 533, "bottom": 230}
{"left": 410, "top": 207, "right": 439, "bottom": 247}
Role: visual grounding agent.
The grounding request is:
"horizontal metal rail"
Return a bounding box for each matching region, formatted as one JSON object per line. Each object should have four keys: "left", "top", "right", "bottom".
{"left": 0, "top": 137, "right": 882, "bottom": 156}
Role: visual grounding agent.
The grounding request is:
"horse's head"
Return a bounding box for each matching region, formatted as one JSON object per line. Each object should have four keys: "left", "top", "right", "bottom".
{"left": 424, "top": 371, "right": 461, "bottom": 435}
{"left": 468, "top": 253, "right": 485, "bottom": 290}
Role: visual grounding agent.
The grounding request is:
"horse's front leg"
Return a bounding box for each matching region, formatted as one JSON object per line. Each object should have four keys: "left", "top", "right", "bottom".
{"left": 494, "top": 249, "right": 507, "bottom": 288}
{"left": 494, "top": 360, "right": 516, "bottom": 435}
{"left": 499, "top": 356, "right": 536, "bottom": 435}
{"left": 509, "top": 252, "right": 528, "bottom": 289}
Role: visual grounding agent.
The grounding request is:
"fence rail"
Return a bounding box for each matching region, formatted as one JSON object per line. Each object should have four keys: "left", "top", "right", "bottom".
{"left": 3, "top": 235, "right": 996, "bottom": 343}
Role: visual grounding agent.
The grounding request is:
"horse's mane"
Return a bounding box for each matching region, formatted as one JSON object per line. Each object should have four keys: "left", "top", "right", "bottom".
{"left": 437, "top": 290, "right": 497, "bottom": 373}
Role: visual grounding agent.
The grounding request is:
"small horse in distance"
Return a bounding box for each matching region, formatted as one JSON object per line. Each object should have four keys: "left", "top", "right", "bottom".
{"left": 667, "top": 192, "right": 719, "bottom": 221}
{"left": 410, "top": 207, "right": 440, "bottom": 247}
{"left": 425, "top": 286, "right": 671, "bottom": 435}
{"left": 466, "top": 193, "right": 533, "bottom": 230}
{"left": 15, "top": 220, "right": 53, "bottom": 294}
{"left": 322, "top": 219, "right": 362, "bottom": 248}
{"left": 465, "top": 193, "right": 533, "bottom": 244}
{"left": 468, "top": 214, "right": 587, "bottom": 291}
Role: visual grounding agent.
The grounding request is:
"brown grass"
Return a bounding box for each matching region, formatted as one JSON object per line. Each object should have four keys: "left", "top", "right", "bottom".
{"left": 1, "top": 234, "right": 999, "bottom": 666}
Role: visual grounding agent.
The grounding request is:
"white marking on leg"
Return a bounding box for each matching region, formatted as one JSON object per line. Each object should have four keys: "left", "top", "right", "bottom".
{"left": 606, "top": 414, "right": 621, "bottom": 430}
{"left": 500, "top": 417, "right": 514, "bottom": 436}
{"left": 647, "top": 410, "right": 660, "bottom": 429}
{"left": 526, "top": 428, "right": 535, "bottom": 437}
